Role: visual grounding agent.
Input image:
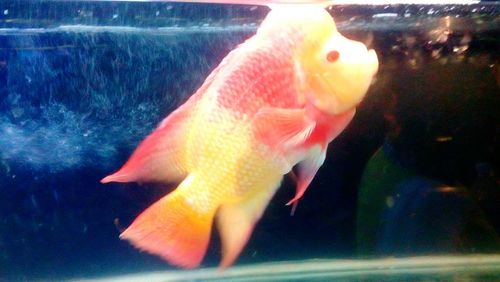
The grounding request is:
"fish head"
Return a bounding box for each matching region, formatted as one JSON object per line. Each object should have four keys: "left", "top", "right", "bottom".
{"left": 297, "top": 14, "right": 379, "bottom": 115}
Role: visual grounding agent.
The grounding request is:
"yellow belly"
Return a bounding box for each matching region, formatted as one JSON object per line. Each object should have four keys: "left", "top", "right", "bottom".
{"left": 182, "top": 96, "right": 287, "bottom": 203}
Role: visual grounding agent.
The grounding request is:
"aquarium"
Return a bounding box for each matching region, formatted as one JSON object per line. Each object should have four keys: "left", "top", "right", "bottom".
{"left": 0, "top": 0, "right": 499, "bottom": 281}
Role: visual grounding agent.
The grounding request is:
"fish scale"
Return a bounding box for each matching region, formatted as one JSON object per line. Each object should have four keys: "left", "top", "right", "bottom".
{"left": 217, "top": 44, "right": 300, "bottom": 116}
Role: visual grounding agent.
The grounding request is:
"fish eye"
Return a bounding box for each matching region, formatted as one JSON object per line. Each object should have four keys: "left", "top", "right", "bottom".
{"left": 326, "top": 50, "right": 340, "bottom": 63}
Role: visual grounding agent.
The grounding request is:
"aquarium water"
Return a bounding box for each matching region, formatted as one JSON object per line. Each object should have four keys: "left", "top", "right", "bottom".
{"left": 0, "top": 0, "right": 498, "bottom": 281}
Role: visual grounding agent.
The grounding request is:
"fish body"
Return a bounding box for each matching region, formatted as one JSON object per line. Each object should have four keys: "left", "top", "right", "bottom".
{"left": 102, "top": 5, "right": 378, "bottom": 269}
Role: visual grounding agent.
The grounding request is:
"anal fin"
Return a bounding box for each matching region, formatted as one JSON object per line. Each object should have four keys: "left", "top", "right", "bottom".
{"left": 216, "top": 183, "right": 280, "bottom": 269}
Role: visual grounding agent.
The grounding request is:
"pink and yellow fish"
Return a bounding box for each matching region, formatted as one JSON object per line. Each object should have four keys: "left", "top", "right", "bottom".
{"left": 102, "top": 1, "right": 378, "bottom": 269}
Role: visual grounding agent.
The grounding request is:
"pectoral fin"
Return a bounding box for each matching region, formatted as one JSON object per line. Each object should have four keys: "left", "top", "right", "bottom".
{"left": 253, "top": 108, "right": 316, "bottom": 151}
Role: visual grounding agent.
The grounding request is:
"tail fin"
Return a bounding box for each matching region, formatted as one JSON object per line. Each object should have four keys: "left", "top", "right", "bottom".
{"left": 120, "top": 175, "right": 216, "bottom": 268}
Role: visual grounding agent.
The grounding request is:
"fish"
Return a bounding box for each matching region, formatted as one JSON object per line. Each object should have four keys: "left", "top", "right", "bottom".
{"left": 101, "top": 1, "right": 378, "bottom": 269}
